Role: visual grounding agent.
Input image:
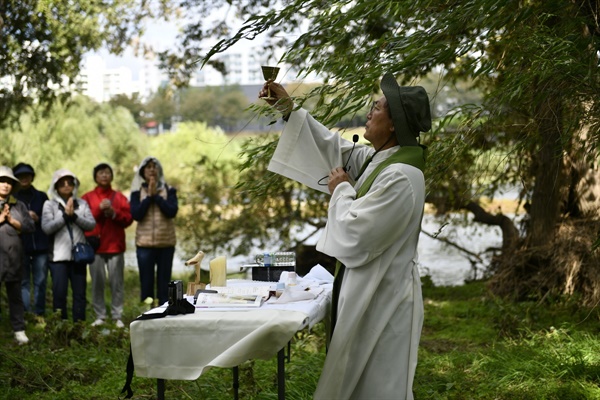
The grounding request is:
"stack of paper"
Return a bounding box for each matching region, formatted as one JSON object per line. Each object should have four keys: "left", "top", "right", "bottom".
{"left": 195, "top": 293, "right": 264, "bottom": 308}
{"left": 210, "top": 285, "right": 272, "bottom": 299}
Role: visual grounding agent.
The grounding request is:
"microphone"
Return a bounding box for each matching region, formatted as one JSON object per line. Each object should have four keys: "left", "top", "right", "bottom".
{"left": 317, "top": 134, "right": 360, "bottom": 186}
{"left": 342, "top": 135, "right": 359, "bottom": 172}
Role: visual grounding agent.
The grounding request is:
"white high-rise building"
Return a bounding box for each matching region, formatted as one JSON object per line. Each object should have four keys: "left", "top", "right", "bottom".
{"left": 102, "top": 67, "right": 134, "bottom": 101}
{"left": 139, "top": 59, "right": 168, "bottom": 100}
{"left": 79, "top": 55, "right": 106, "bottom": 102}
{"left": 80, "top": 53, "right": 169, "bottom": 102}
{"left": 190, "top": 45, "right": 311, "bottom": 87}
{"left": 192, "top": 50, "right": 263, "bottom": 86}
{"left": 79, "top": 44, "right": 318, "bottom": 103}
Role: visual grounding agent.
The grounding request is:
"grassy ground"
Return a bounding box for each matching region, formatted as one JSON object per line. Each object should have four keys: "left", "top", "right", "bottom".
{"left": 2, "top": 270, "right": 600, "bottom": 399}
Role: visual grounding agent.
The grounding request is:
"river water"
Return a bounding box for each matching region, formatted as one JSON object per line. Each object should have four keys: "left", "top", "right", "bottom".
{"left": 124, "top": 214, "right": 509, "bottom": 287}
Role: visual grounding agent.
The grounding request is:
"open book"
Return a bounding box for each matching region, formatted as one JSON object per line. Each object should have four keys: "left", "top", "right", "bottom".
{"left": 195, "top": 293, "right": 264, "bottom": 308}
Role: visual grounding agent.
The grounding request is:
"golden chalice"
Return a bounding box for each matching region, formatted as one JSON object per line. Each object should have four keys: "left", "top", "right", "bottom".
{"left": 261, "top": 66, "right": 280, "bottom": 101}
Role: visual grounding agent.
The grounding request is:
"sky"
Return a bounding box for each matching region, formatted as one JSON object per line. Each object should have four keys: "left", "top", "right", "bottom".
{"left": 90, "top": 19, "right": 182, "bottom": 78}
{"left": 89, "top": 9, "right": 251, "bottom": 80}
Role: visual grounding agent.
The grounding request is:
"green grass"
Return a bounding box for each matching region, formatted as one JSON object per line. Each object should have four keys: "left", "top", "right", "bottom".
{"left": 2, "top": 271, "right": 600, "bottom": 399}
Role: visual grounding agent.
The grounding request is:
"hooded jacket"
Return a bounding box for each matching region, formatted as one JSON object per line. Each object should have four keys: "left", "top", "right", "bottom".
{"left": 41, "top": 169, "right": 96, "bottom": 263}
{"left": 130, "top": 157, "right": 178, "bottom": 248}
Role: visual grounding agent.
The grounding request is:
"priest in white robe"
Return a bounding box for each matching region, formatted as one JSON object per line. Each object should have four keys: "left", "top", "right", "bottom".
{"left": 260, "top": 72, "right": 432, "bottom": 400}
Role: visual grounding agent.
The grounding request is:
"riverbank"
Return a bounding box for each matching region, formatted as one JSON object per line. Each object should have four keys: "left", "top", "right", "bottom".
{"left": 123, "top": 204, "right": 521, "bottom": 288}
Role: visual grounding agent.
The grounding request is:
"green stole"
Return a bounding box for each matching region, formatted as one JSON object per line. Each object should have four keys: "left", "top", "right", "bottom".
{"left": 328, "top": 145, "right": 426, "bottom": 342}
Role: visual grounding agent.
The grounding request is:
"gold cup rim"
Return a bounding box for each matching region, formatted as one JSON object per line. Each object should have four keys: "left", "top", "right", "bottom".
{"left": 261, "top": 66, "right": 280, "bottom": 79}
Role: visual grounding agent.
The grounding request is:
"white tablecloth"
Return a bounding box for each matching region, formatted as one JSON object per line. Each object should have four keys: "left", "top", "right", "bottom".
{"left": 130, "top": 283, "right": 332, "bottom": 380}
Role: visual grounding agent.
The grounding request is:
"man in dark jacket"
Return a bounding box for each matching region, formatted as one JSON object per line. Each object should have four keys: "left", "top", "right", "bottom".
{"left": 13, "top": 163, "right": 49, "bottom": 318}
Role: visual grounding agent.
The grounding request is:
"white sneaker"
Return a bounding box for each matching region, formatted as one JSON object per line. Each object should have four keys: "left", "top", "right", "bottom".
{"left": 115, "top": 320, "right": 125, "bottom": 329}
{"left": 14, "top": 331, "right": 29, "bottom": 345}
{"left": 91, "top": 319, "right": 105, "bottom": 327}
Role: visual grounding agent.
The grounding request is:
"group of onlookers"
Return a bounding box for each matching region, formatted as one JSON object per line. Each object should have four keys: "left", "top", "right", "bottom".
{"left": 0, "top": 157, "right": 178, "bottom": 344}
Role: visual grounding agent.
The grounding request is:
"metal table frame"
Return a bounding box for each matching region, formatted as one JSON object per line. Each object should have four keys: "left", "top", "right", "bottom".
{"left": 156, "top": 341, "right": 292, "bottom": 399}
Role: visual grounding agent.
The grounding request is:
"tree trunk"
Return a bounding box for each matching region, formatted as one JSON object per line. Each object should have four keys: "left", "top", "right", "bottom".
{"left": 463, "top": 202, "right": 519, "bottom": 252}
{"left": 528, "top": 94, "right": 564, "bottom": 248}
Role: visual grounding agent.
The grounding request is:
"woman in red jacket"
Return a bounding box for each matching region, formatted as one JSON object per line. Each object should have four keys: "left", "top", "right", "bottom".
{"left": 82, "top": 163, "right": 133, "bottom": 328}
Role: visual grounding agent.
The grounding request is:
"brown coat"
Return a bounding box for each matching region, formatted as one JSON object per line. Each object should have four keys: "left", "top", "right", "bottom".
{"left": 132, "top": 186, "right": 177, "bottom": 248}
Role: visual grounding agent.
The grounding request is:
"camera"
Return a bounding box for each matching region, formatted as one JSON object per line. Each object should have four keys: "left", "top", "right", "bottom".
{"left": 167, "top": 280, "right": 194, "bottom": 315}
{"left": 168, "top": 280, "right": 184, "bottom": 306}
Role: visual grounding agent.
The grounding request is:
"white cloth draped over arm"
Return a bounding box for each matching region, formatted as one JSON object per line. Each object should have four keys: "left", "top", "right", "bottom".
{"left": 267, "top": 108, "right": 369, "bottom": 194}
{"left": 317, "top": 164, "right": 422, "bottom": 268}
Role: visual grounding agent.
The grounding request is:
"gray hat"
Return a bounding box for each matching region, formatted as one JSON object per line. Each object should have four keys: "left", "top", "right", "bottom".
{"left": 380, "top": 72, "right": 432, "bottom": 147}
{"left": 0, "top": 165, "right": 21, "bottom": 192}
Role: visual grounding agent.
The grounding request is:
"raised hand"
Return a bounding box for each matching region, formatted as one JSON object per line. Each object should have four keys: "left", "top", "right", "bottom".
{"left": 148, "top": 176, "right": 157, "bottom": 196}
{"left": 65, "top": 197, "right": 74, "bottom": 216}
{"left": 0, "top": 203, "right": 8, "bottom": 223}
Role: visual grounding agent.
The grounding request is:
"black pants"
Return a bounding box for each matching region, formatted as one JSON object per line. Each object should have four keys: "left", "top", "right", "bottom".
{"left": 2, "top": 280, "right": 26, "bottom": 331}
{"left": 49, "top": 261, "right": 87, "bottom": 322}
{"left": 136, "top": 246, "right": 175, "bottom": 305}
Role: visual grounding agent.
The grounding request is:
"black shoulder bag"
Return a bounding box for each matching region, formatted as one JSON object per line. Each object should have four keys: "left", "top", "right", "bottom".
{"left": 66, "top": 221, "right": 96, "bottom": 264}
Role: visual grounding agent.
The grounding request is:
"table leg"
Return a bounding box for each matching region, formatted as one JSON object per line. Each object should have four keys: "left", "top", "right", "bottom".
{"left": 232, "top": 366, "right": 239, "bottom": 400}
{"left": 157, "top": 378, "right": 165, "bottom": 400}
{"left": 277, "top": 348, "right": 285, "bottom": 400}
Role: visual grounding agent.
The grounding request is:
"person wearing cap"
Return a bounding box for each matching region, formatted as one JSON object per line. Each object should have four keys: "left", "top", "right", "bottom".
{"left": 0, "top": 166, "right": 35, "bottom": 344}
{"left": 130, "top": 157, "right": 178, "bottom": 306}
{"left": 42, "top": 169, "right": 96, "bottom": 322}
{"left": 260, "top": 73, "right": 431, "bottom": 400}
{"left": 12, "top": 163, "right": 50, "bottom": 319}
{"left": 82, "top": 163, "right": 133, "bottom": 328}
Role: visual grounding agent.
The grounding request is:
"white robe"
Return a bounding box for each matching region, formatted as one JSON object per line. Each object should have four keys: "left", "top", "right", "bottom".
{"left": 268, "top": 109, "right": 424, "bottom": 400}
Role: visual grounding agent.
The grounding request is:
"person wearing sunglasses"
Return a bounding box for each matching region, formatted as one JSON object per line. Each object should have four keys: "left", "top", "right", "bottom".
{"left": 42, "top": 169, "right": 96, "bottom": 323}
{"left": 260, "top": 73, "right": 431, "bottom": 400}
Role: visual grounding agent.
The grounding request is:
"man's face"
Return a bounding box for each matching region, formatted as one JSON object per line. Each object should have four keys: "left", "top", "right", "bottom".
{"left": 364, "top": 96, "right": 395, "bottom": 149}
{"left": 16, "top": 173, "right": 33, "bottom": 189}
{"left": 0, "top": 178, "right": 13, "bottom": 199}
{"left": 95, "top": 167, "right": 113, "bottom": 187}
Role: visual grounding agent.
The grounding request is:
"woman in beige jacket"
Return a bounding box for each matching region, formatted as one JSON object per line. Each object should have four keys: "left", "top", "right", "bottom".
{"left": 130, "top": 157, "right": 178, "bottom": 305}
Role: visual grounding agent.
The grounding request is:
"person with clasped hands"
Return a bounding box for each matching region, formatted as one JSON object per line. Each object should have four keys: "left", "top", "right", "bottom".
{"left": 12, "top": 163, "right": 50, "bottom": 319}
{"left": 42, "top": 169, "right": 96, "bottom": 322}
{"left": 130, "top": 157, "right": 178, "bottom": 306}
{"left": 0, "top": 166, "right": 35, "bottom": 344}
{"left": 260, "top": 72, "right": 431, "bottom": 400}
{"left": 82, "top": 163, "right": 133, "bottom": 328}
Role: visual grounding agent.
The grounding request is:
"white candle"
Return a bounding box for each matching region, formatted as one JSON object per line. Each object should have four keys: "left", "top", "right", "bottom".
{"left": 209, "top": 256, "right": 227, "bottom": 287}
